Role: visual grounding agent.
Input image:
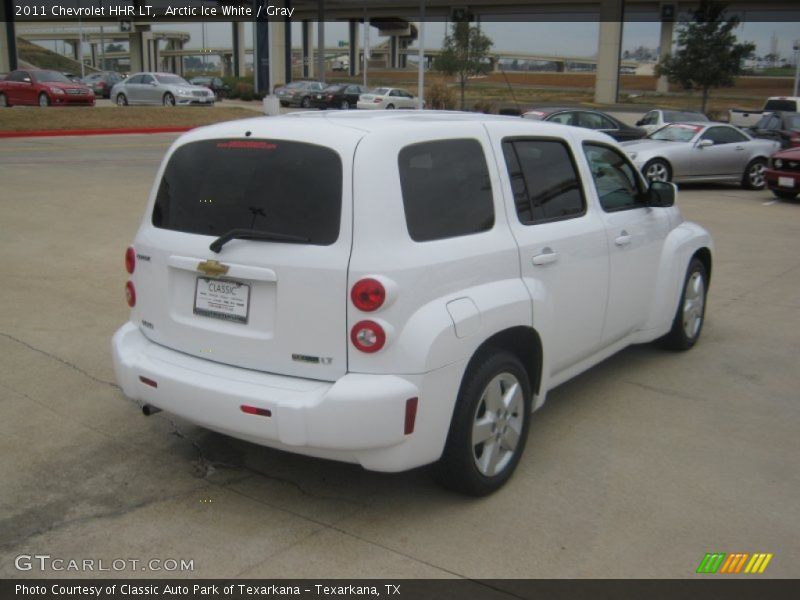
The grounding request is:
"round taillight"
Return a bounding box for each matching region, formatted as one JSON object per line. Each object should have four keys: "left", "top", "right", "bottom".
{"left": 351, "top": 320, "right": 386, "bottom": 353}
{"left": 125, "top": 281, "right": 136, "bottom": 307}
{"left": 125, "top": 246, "right": 136, "bottom": 274}
{"left": 351, "top": 278, "right": 385, "bottom": 312}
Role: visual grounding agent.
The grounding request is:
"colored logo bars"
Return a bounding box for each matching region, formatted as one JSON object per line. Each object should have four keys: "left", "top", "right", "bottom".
{"left": 696, "top": 553, "right": 774, "bottom": 574}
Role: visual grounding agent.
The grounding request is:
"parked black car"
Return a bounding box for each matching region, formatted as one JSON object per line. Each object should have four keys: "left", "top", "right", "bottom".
{"left": 309, "top": 84, "right": 369, "bottom": 110}
{"left": 189, "top": 76, "right": 231, "bottom": 101}
{"left": 81, "top": 71, "right": 125, "bottom": 99}
{"left": 522, "top": 107, "right": 647, "bottom": 142}
{"left": 748, "top": 111, "right": 800, "bottom": 149}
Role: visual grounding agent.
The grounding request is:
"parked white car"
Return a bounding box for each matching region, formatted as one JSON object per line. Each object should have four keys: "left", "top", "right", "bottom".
{"left": 357, "top": 87, "right": 419, "bottom": 109}
{"left": 112, "top": 112, "right": 712, "bottom": 495}
{"left": 635, "top": 109, "right": 710, "bottom": 134}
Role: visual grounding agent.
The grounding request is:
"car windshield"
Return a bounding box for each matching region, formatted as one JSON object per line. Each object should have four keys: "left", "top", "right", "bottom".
{"left": 649, "top": 124, "right": 703, "bottom": 142}
{"left": 285, "top": 81, "right": 305, "bottom": 89}
{"left": 663, "top": 110, "right": 708, "bottom": 122}
{"left": 787, "top": 115, "right": 800, "bottom": 131}
{"left": 35, "top": 70, "right": 71, "bottom": 83}
{"left": 156, "top": 75, "right": 189, "bottom": 85}
{"left": 324, "top": 85, "right": 344, "bottom": 92}
{"left": 192, "top": 77, "right": 212, "bottom": 84}
{"left": 371, "top": 88, "right": 390, "bottom": 95}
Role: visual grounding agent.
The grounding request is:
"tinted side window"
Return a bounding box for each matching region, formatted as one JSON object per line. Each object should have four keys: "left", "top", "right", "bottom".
{"left": 583, "top": 144, "right": 644, "bottom": 211}
{"left": 764, "top": 99, "right": 797, "bottom": 112}
{"left": 579, "top": 112, "right": 615, "bottom": 130}
{"left": 7, "top": 71, "right": 26, "bottom": 82}
{"left": 548, "top": 112, "right": 574, "bottom": 125}
{"left": 502, "top": 139, "right": 585, "bottom": 224}
{"left": 398, "top": 139, "right": 494, "bottom": 242}
{"left": 702, "top": 126, "right": 747, "bottom": 144}
{"left": 127, "top": 75, "right": 143, "bottom": 84}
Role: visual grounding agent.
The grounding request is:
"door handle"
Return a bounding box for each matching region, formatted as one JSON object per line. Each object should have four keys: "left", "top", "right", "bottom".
{"left": 615, "top": 231, "right": 632, "bottom": 246}
{"left": 532, "top": 248, "right": 559, "bottom": 265}
{"left": 734, "top": 146, "right": 745, "bottom": 151}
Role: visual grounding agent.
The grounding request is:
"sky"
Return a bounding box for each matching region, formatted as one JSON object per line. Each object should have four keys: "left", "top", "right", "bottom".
{"left": 147, "top": 20, "right": 800, "bottom": 60}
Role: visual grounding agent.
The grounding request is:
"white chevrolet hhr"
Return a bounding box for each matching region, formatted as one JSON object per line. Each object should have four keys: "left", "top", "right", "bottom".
{"left": 112, "top": 111, "right": 712, "bottom": 495}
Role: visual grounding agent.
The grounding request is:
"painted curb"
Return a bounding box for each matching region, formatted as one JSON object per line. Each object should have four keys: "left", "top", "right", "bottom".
{"left": 0, "top": 127, "right": 193, "bottom": 139}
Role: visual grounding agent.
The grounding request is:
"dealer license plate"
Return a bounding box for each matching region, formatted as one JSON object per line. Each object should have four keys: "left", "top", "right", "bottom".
{"left": 778, "top": 176, "right": 795, "bottom": 188}
{"left": 194, "top": 277, "right": 250, "bottom": 324}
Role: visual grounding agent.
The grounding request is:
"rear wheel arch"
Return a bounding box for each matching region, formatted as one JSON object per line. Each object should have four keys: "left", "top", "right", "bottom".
{"left": 465, "top": 326, "right": 543, "bottom": 398}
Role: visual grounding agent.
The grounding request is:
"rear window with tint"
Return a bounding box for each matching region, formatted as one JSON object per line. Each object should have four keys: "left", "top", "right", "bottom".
{"left": 764, "top": 99, "right": 798, "bottom": 112}
{"left": 398, "top": 139, "right": 494, "bottom": 242}
{"left": 152, "top": 139, "right": 342, "bottom": 245}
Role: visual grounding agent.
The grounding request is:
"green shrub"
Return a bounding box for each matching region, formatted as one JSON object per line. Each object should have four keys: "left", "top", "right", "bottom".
{"left": 473, "top": 100, "right": 494, "bottom": 114}
{"left": 425, "top": 82, "right": 457, "bottom": 110}
{"left": 235, "top": 82, "right": 255, "bottom": 101}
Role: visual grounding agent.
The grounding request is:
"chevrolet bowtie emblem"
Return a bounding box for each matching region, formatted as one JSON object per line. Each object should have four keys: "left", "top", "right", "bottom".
{"left": 197, "top": 260, "right": 229, "bottom": 277}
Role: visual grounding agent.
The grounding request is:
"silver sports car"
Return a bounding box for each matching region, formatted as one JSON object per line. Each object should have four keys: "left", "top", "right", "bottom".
{"left": 111, "top": 72, "right": 215, "bottom": 107}
{"left": 621, "top": 123, "right": 781, "bottom": 190}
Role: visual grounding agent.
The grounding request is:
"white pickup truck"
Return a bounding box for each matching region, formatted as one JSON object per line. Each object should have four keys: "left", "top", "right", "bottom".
{"left": 729, "top": 96, "right": 800, "bottom": 128}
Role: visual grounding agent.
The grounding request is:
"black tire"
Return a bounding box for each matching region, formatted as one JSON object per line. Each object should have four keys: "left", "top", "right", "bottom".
{"left": 773, "top": 189, "right": 798, "bottom": 200}
{"left": 116, "top": 94, "right": 128, "bottom": 106}
{"left": 163, "top": 93, "right": 176, "bottom": 107}
{"left": 659, "top": 257, "right": 708, "bottom": 351}
{"left": 0, "top": 93, "right": 9, "bottom": 108}
{"left": 643, "top": 158, "right": 671, "bottom": 182}
{"left": 742, "top": 158, "right": 767, "bottom": 190}
{"left": 38, "top": 93, "right": 51, "bottom": 107}
{"left": 300, "top": 96, "right": 311, "bottom": 108}
{"left": 386, "top": 103, "right": 396, "bottom": 110}
{"left": 436, "top": 350, "right": 532, "bottom": 496}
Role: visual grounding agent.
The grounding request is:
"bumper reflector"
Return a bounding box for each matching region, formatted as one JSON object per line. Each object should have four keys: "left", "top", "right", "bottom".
{"left": 404, "top": 397, "right": 418, "bottom": 435}
{"left": 139, "top": 376, "right": 158, "bottom": 388}
{"left": 241, "top": 405, "right": 272, "bottom": 418}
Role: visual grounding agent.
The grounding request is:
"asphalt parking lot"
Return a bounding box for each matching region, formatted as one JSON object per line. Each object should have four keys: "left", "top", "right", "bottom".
{"left": 0, "top": 134, "right": 798, "bottom": 579}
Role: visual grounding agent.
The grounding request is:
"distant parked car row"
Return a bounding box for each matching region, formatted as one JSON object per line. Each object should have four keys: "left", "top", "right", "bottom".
{"left": 274, "top": 80, "right": 421, "bottom": 110}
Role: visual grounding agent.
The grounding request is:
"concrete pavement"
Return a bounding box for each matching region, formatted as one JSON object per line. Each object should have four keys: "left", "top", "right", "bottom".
{"left": 0, "top": 135, "right": 798, "bottom": 579}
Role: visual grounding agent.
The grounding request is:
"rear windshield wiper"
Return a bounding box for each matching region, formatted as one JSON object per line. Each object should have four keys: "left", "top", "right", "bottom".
{"left": 209, "top": 228, "right": 310, "bottom": 253}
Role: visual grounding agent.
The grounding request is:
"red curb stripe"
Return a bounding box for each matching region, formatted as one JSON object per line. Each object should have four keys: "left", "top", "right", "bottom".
{"left": 0, "top": 127, "right": 193, "bottom": 138}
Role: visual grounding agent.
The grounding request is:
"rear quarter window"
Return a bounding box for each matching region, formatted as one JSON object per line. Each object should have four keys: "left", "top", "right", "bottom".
{"left": 152, "top": 139, "right": 342, "bottom": 245}
{"left": 398, "top": 139, "right": 495, "bottom": 242}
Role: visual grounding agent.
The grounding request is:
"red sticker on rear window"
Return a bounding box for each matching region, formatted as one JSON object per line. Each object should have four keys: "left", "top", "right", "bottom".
{"left": 216, "top": 141, "right": 277, "bottom": 150}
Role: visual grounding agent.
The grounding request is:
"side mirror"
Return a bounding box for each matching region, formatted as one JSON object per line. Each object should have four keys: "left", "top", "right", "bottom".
{"left": 150, "top": 81, "right": 159, "bottom": 86}
{"left": 646, "top": 181, "right": 676, "bottom": 207}
{"left": 696, "top": 139, "right": 714, "bottom": 148}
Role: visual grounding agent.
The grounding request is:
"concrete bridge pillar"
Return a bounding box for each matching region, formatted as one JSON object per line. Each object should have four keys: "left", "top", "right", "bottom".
{"left": 129, "top": 30, "right": 144, "bottom": 73}
{"left": 0, "top": 0, "right": 17, "bottom": 73}
{"left": 302, "top": 20, "right": 314, "bottom": 78}
{"left": 656, "top": 18, "right": 675, "bottom": 93}
{"left": 348, "top": 20, "right": 360, "bottom": 76}
{"left": 232, "top": 22, "right": 246, "bottom": 77}
{"left": 594, "top": 0, "right": 624, "bottom": 104}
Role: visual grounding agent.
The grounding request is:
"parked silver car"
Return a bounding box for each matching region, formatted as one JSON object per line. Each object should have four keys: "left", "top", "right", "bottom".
{"left": 621, "top": 123, "right": 781, "bottom": 190}
{"left": 111, "top": 72, "right": 215, "bottom": 107}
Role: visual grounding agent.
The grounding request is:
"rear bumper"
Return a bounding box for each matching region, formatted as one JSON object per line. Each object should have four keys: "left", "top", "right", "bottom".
{"left": 111, "top": 323, "right": 453, "bottom": 471}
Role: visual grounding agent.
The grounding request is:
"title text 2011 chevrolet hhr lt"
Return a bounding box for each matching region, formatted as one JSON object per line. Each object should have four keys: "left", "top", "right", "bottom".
{"left": 112, "top": 112, "right": 712, "bottom": 495}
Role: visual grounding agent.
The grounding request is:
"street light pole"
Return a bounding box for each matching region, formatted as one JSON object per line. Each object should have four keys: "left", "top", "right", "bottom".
{"left": 794, "top": 40, "right": 799, "bottom": 97}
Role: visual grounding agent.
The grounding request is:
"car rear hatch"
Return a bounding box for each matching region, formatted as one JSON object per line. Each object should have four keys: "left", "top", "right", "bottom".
{"left": 130, "top": 122, "right": 359, "bottom": 381}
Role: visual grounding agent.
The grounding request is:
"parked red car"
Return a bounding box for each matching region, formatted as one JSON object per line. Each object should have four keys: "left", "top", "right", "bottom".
{"left": 0, "top": 69, "right": 95, "bottom": 107}
{"left": 765, "top": 147, "right": 800, "bottom": 200}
